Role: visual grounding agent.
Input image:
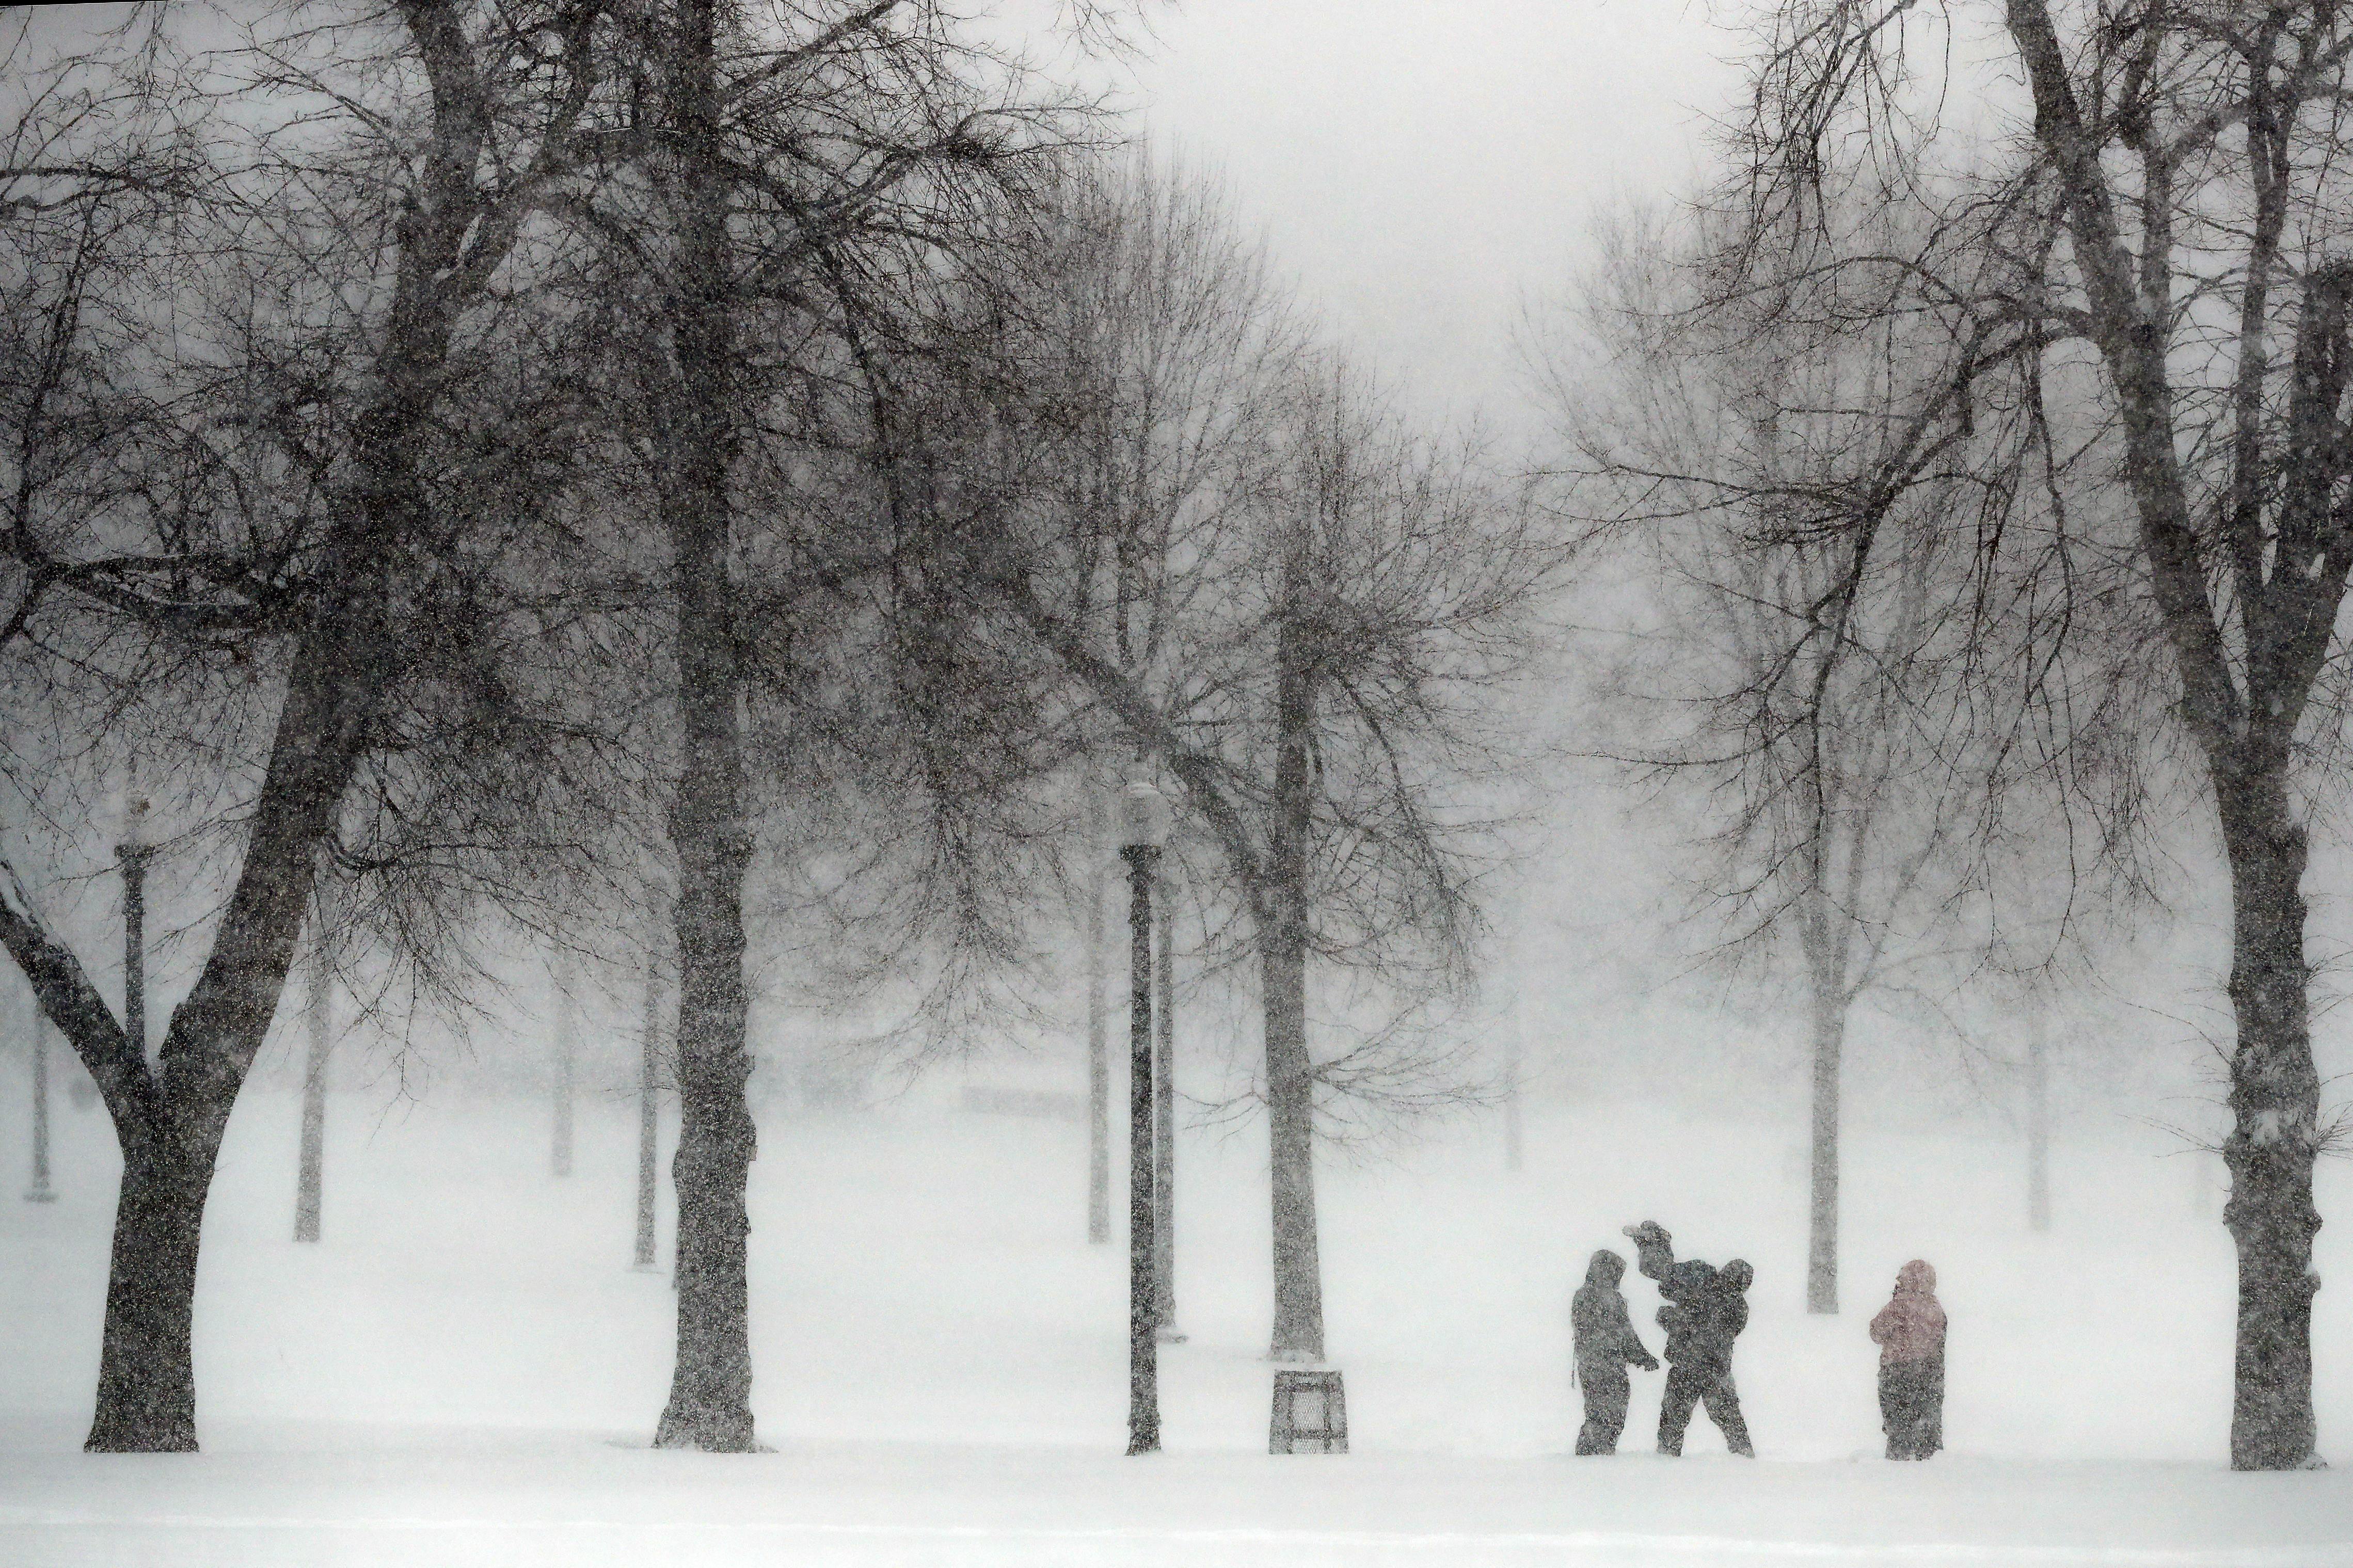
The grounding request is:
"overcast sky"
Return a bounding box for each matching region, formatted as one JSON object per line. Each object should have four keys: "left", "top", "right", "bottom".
{"left": 1117, "top": 2, "right": 1742, "bottom": 427}
{"left": 19, "top": 1, "right": 1742, "bottom": 427}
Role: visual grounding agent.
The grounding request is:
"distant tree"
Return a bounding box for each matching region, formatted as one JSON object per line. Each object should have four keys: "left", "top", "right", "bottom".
{"left": 550, "top": 949, "right": 577, "bottom": 1179}
{"left": 1540, "top": 212, "right": 2000, "bottom": 1314}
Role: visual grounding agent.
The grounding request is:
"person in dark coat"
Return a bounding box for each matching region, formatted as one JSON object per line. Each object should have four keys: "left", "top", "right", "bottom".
{"left": 1572, "top": 1249, "right": 1659, "bottom": 1454}
{"left": 1869, "top": 1259, "right": 1946, "bottom": 1460}
{"left": 1624, "top": 1220, "right": 1755, "bottom": 1457}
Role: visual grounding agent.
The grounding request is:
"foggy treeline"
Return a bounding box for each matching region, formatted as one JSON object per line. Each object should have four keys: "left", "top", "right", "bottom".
{"left": 0, "top": 0, "right": 2345, "bottom": 1484}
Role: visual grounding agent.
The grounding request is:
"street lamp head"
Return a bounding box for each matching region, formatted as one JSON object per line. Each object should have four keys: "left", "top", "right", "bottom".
{"left": 1118, "top": 779, "right": 1171, "bottom": 852}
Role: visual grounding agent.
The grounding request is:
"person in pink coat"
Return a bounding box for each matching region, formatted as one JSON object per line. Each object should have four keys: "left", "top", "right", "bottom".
{"left": 1869, "top": 1259, "right": 1946, "bottom": 1459}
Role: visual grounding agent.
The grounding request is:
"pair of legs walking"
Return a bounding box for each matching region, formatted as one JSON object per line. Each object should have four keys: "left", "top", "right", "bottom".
{"left": 1578, "top": 1362, "right": 1752, "bottom": 1457}
{"left": 1659, "top": 1362, "right": 1753, "bottom": 1457}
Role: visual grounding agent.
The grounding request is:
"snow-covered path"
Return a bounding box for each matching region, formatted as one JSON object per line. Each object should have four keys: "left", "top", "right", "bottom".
{"left": 3, "top": 1437, "right": 2348, "bottom": 1567}
{"left": 3, "top": 1066, "right": 2348, "bottom": 1564}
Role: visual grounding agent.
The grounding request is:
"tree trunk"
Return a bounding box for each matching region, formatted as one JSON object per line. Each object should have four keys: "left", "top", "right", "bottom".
{"left": 1805, "top": 971, "right": 1843, "bottom": 1316}
{"left": 2216, "top": 763, "right": 2323, "bottom": 1471}
{"left": 1123, "top": 847, "right": 1159, "bottom": 1453}
{"left": 637, "top": 956, "right": 663, "bottom": 1271}
{"left": 1264, "top": 553, "right": 1324, "bottom": 1363}
{"left": 1151, "top": 874, "right": 1176, "bottom": 1336}
{"left": 85, "top": 1140, "right": 211, "bottom": 1451}
{"left": 654, "top": 0, "right": 757, "bottom": 1454}
{"left": 26, "top": 1009, "right": 55, "bottom": 1202}
{"left": 2026, "top": 1004, "right": 2050, "bottom": 1235}
{"left": 1263, "top": 930, "right": 1322, "bottom": 1362}
{"left": 294, "top": 943, "right": 328, "bottom": 1243}
{"left": 1086, "top": 785, "right": 1110, "bottom": 1245}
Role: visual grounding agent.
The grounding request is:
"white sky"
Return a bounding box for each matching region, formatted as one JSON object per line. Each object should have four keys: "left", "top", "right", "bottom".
{"left": 1116, "top": 1, "right": 1744, "bottom": 427}
{"left": 1100, "top": 3, "right": 1752, "bottom": 1008}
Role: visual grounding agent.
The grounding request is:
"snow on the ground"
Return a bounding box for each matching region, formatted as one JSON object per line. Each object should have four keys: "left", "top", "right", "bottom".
{"left": 1, "top": 1062, "right": 2348, "bottom": 1565}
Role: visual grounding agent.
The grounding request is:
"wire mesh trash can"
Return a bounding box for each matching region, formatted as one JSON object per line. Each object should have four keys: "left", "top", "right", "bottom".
{"left": 1270, "top": 1369, "right": 1347, "bottom": 1454}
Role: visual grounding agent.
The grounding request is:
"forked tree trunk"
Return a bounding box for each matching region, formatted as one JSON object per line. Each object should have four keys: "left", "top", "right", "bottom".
{"left": 2216, "top": 764, "right": 2323, "bottom": 1471}
{"left": 69, "top": 493, "right": 396, "bottom": 1449}
{"left": 654, "top": 0, "right": 757, "bottom": 1453}
{"left": 0, "top": 0, "right": 531, "bottom": 1454}
{"left": 85, "top": 1141, "right": 211, "bottom": 1451}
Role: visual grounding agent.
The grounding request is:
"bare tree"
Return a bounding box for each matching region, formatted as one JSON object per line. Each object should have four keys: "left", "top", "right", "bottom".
{"left": 544, "top": 0, "right": 1133, "bottom": 1450}
{"left": 0, "top": 0, "right": 645, "bottom": 1450}
{"left": 1541, "top": 213, "right": 2005, "bottom": 1314}
{"left": 946, "top": 172, "right": 1561, "bottom": 1355}
{"left": 1715, "top": 0, "right": 2353, "bottom": 1468}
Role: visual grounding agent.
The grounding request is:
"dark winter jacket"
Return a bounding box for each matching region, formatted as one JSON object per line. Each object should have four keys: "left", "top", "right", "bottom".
{"left": 1629, "top": 1223, "right": 1752, "bottom": 1370}
{"left": 1572, "top": 1250, "right": 1658, "bottom": 1378}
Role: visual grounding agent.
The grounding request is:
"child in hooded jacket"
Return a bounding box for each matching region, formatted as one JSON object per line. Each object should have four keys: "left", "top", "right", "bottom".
{"left": 1869, "top": 1259, "right": 1946, "bottom": 1460}
{"left": 1571, "top": 1249, "right": 1659, "bottom": 1454}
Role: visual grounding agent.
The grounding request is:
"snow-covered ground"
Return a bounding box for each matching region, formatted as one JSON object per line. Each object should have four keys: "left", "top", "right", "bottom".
{"left": 2, "top": 1063, "right": 2348, "bottom": 1565}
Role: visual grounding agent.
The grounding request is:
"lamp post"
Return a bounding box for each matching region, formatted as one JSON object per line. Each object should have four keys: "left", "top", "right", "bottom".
{"left": 1086, "top": 783, "right": 1110, "bottom": 1246}
{"left": 1119, "top": 778, "right": 1169, "bottom": 1456}
{"left": 1152, "top": 873, "right": 1181, "bottom": 1342}
{"left": 115, "top": 788, "right": 153, "bottom": 1069}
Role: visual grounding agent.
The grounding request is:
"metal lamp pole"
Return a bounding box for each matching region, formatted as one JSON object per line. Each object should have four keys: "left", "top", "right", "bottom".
{"left": 1152, "top": 872, "right": 1181, "bottom": 1342}
{"left": 116, "top": 792, "right": 152, "bottom": 1068}
{"left": 1119, "top": 780, "right": 1169, "bottom": 1456}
